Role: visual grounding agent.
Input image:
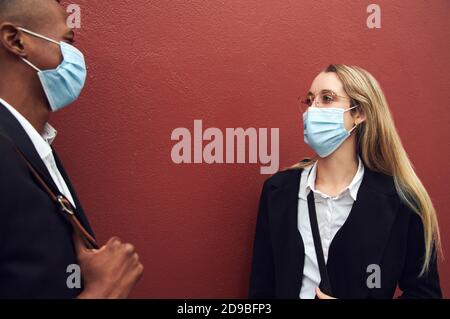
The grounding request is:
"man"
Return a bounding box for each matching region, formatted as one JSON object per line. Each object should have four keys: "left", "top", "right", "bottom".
{"left": 0, "top": 0, "right": 143, "bottom": 298}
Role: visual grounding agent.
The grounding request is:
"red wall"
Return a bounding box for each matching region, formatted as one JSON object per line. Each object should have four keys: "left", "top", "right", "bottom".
{"left": 53, "top": 0, "right": 450, "bottom": 298}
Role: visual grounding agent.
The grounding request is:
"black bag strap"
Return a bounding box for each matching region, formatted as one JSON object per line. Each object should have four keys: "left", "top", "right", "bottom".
{"left": 306, "top": 169, "right": 333, "bottom": 296}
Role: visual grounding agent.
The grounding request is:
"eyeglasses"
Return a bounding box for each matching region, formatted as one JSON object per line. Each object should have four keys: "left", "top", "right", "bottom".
{"left": 299, "top": 90, "right": 354, "bottom": 108}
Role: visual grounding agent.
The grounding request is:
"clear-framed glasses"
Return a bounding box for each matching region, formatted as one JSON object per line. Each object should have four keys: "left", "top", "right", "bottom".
{"left": 299, "top": 89, "right": 354, "bottom": 108}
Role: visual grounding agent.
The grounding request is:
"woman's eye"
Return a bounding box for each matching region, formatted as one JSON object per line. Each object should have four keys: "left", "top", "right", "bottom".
{"left": 302, "top": 98, "right": 313, "bottom": 106}
{"left": 322, "top": 95, "right": 334, "bottom": 104}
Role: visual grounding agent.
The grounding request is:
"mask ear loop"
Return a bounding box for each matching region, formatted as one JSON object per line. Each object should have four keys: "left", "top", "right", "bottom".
{"left": 348, "top": 123, "right": 359, "bottom": 134}
{"left": 344, "top": 105, "right": 359, "bottom": 112}
{"left": 17, "top": 27, "right": 61, "bottom": 45}
{"left": 17, "top": 27, "right": 61, "bottom": 72}
{"left": 21, "top": 57, "right": 41, "bottom": 72}
{"left": 344, "top": 104, "right": 360, "bottom": 134}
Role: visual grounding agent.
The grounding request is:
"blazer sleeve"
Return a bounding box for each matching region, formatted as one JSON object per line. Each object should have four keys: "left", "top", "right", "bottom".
{"left": 398, "top": 209, "right": 442, "bottom": 299}
{"left": 248, "top": 179, "right": 275, "bottom": 299}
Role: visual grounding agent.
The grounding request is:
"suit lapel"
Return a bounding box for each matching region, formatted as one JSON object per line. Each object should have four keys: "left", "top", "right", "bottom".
{"left": 0, "top": 102, "right": 60, "bottom": 195}
{"left": 268, "top": 169, "right": 305, "bottom": 298}
{"left": 52, "top": 147, "right": 96, "bottom": 238}
{"left": 326, "top": 168, "right": 399, "bottom": 298}
{"left": 0, "top": 101, "right": 95, "bottom": 238}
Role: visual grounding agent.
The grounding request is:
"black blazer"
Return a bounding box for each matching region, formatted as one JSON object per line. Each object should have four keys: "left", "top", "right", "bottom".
{"left": 249, "top": 167, "right": 442, "bottom": 299}
{"left": 0, "top": 102, "right": 95, "bottom": 299}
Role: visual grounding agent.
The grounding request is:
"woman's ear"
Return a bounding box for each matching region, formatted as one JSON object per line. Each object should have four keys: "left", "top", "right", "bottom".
{"left": 0, "top": 23, "right": 28, "bottom": 59}
{"left": 354, "top": 107, "right": 367, "bottom": 125}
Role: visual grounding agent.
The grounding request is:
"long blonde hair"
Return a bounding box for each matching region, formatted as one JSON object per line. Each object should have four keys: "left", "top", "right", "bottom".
{"left": 292, "top": 64, "right": 441, "bottom": 275}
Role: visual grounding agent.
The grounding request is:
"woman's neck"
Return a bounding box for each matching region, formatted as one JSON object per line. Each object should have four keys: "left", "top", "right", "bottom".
{"left": 315, "top": 146, "right": 359, "bottom": 196}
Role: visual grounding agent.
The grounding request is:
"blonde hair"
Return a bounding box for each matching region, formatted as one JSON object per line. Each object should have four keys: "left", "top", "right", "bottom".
{"left": 292, "top": 64, "right": 441, "bottom": 276}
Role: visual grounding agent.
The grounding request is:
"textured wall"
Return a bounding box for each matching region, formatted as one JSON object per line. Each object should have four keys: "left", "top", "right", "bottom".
{"left": 53, "top": 0, "right": 450, "bottom": 298}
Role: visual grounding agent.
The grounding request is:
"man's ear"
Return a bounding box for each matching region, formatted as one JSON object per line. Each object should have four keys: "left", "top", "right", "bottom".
{"left": 0, "top": 23, "right": 28, "bottom": 58}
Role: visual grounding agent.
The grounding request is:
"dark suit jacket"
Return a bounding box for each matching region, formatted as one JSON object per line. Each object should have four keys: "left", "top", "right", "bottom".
{"left": 249, "top": 167, "right": 442, "bottom": 299}
{"left": 0, "top": 102, "right": 95, "bottom": 299}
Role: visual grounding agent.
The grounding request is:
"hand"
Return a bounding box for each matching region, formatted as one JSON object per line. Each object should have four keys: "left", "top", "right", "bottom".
{"left": 75, "top": 235, "right": 144, "bottom": 299}
{"left": 316, "top": 287, "right": 337, "bottom": 299}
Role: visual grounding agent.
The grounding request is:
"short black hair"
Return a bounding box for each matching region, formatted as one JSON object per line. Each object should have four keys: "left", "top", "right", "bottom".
{"left": 0, "top": 0, "right": 28, "bottom": 22}
{"left": 0, "top": 0, "right": 12, "bottom": 15}
{"left": 0, "top": 0, "right": 61, "bottom": 23}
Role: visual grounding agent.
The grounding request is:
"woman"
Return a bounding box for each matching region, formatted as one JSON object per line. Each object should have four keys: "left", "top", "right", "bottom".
{"left": 248, "top": 64, "right": 442, "bottom": 299}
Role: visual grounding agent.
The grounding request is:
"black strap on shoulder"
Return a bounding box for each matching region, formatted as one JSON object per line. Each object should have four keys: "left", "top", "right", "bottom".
{"left": 306, "top": 168, "right": 333, "bottom": 296}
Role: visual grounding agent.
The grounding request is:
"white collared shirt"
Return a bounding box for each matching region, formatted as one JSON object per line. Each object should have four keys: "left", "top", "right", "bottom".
{"left": 0, "top": 98, "right": 76, "bottom": 208}
{"left": 297, "top": 156, "right": 364, "bottom": 299}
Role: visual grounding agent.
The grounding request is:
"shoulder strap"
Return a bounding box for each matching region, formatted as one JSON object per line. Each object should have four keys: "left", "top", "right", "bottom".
{"left": 15, "top": 147, "right": 99, "bottom": 250}
{"left": 306, "top": 168, "right": 333, "bottom": 296}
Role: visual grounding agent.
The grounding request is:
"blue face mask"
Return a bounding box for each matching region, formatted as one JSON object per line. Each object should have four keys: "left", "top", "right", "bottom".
{"left": 303, "top": 105, "right": 359, "bottom": 158}
{"left": 18, "top": 27, "right": 87, "bottom": 112}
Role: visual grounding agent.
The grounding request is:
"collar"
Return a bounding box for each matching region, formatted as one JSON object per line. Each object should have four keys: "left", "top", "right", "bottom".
{"left": 0, "top": 97, "right": 57, "bottom": 160}
{"left": 298, "top": 156, "right": 365, "bottom": 201}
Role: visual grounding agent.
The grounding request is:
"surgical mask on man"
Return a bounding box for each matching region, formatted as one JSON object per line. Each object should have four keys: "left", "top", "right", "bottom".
{"left": 18, "top": 27, "right": 87, "bottom": 112}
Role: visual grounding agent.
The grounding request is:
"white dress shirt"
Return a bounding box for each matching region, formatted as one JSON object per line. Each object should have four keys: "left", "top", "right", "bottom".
{"left": 297, "top": 156, "right": 364, "bottom": 299}
{"left": 0, "top": 98, "right": 76, "bottom": 208}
